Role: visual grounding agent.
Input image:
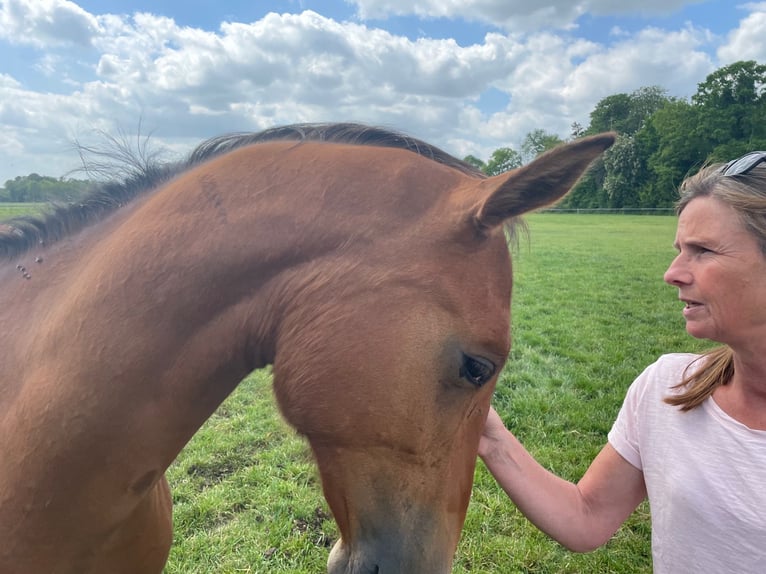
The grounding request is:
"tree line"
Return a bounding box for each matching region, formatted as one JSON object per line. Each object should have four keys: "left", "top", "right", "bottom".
{"left": 466, "top": 60, "right": 766, "bottom": 209}
{"left": 0, "top": 173, "right": 91, "bottom": 203}
{"left": 4, "top": 60, "right": 764, "bottom": 208}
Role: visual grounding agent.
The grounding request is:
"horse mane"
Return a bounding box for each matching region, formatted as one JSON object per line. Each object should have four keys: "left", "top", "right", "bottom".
{"left": 0, "top": 123, "right": 483, "bottom": 260}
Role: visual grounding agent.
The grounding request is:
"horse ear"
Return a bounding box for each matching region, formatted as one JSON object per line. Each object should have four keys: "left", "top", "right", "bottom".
{"left": 472, "top": 132, "right": 616, "bottom": 231}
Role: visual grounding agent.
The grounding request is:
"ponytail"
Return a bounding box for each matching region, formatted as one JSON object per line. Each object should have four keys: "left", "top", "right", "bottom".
{"left": 665, "top": 347, "right": 733, "bottom": 411}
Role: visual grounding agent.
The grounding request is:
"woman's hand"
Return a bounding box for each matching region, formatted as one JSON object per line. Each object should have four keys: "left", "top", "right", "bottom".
{"left": 478, "top": 405, "right": 509, "bottom": 460}
{"left": 476, "top": 405, "right": 647, "bottom": 552}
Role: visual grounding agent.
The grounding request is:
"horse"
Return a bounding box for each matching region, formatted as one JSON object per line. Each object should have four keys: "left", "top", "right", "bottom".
{"left": 0, "top": 123, "right": 614, "bottom": 573}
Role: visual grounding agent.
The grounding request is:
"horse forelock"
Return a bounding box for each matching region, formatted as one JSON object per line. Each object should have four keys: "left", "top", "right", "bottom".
{"left": 0, "top": 123, "right": 483, "bottom": 261}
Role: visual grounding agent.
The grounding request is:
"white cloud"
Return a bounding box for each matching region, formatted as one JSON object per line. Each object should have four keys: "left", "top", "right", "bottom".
{"left": 0, "top": 73, "right": 22, "bottom": 88}
{"left": 0, "top": 0, "right": 100, "bottom": 47}
{"left": 0, "top": 80, "right": 102, "bottom": 179}
{"left": 717, "top": 2, "right": 766, "bottom": 64}
{"left": 563, "top": 26, "right": 714, "bottom": 101}
{"left": 78, "top": 11, "right": 527, "bottom": 136}
{"left": 0, "top": 1, "right": 750, "bottom": 182}
{"left": 348, "top": 0, "right": 704, "bottom": 32}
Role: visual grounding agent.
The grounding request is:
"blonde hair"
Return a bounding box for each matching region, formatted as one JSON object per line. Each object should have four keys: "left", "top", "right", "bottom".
{"left": 665, "top": 159, "right": 766, "bottom": 410}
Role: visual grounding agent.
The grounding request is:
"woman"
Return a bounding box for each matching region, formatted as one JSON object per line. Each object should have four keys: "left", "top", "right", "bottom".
{"left": 479, "top": 152, "right": 766, "bottom": 573}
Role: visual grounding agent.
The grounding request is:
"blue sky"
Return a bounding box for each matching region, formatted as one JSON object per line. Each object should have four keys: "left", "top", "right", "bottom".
{"left": 0, "top": 0, "right": 764, "bottom": 182}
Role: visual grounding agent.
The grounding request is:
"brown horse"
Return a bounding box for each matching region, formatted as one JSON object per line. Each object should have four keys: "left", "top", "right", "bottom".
{"left": 0, "top": 123, "right": 613, "bottom": 573}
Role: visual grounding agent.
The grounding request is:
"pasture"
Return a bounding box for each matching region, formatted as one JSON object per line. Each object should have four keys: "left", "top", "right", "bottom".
{"left": 0, "top": 202, "right": 48, "bottom": 219}
{"left": 1, "top": 204, "right": 712, "bottom": 572}
{"left": 161, "top": 213, "right": 712, "bottom": 573}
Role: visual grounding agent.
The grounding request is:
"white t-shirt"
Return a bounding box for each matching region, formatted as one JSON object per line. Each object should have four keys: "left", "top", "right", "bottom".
{"left": 608, "top": 353, "right": 766, "bottom": 574}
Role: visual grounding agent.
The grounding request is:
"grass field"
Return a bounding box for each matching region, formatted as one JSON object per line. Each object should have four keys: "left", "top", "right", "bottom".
{"left": 159, "top": 213, "right": 714, "bottom": 574}
{"left": 0, "top": 202, "right": 49, "bottom": 219}
{"left": 0, "top": 206, "right": 709, "bottom": 572}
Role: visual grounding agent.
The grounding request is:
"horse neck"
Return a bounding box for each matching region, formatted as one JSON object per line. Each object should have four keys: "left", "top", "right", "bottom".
{"left": 2, "top": 140, "right": 460, "bottom": 464}
{"left": 3, "top": 159, "right": 369, "bottom": 454}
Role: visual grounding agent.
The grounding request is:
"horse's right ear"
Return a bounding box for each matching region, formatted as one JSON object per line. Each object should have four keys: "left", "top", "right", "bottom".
{"left": 472, "top": 133, "right": 616, "bottom": 233}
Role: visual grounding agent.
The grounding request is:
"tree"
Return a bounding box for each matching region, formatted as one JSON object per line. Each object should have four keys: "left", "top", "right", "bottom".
{"left": 463, "top": 155, "right": 486, "bottom": 172}
{"left": 640, "top": 100, "right": 707, "bottom": 207}
{"left": 692, "top": 60, "right": 766, "bottom": 153}
{"left": 570, "top": 122, "right": 585, "bottom": 139}
{"left": 484, "top": 147, "right": 522, "bottom": 175}
{"left": 557, "top": 63, "right": 766, "bottom": 209}
{"left": 521, "top": 129, "right": 563, "bottom": 163}
{"left": 693, "top": 60, "right": 766, "bottom": 109}
{"left": 578, "top": 86, "right": 674, "bottom": 208}
{"left": 602, "top": 135, "right": 642, "bottom": 208}
{"left": 625, "top": 86, "right": 672, "bottom": 134}
{"left": 1, "top": 174, "right": 91, "bottom": 202}
{"left": 587, "top": 87, "right": 671, "bottom": 137}
{"left": 587, "top": 93, "right": 632, "bottom": 134}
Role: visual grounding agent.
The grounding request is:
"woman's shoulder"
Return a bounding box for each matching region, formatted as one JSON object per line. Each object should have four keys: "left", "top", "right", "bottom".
{"left": 629, "top": 353, "right": 703, "bottom": 398}
{"left": 652, "top": 352, "right": 703, "bottom": 372}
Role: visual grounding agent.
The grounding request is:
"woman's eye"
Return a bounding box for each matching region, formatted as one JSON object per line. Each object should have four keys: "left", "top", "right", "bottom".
{"left": 689, "top": 243, "right": 713, "bottom": 255}
{"left": 460, "top": 354, "right": 496, "bottom": 387}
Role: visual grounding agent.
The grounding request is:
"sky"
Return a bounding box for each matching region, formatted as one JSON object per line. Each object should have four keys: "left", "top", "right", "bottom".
{"left": 0, "top": 0, "right": 765, "bottom": 184}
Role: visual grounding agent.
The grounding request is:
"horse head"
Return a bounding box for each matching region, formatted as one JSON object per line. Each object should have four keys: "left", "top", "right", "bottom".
{"left": 259, "top": 132, "right": 615, "bottom": 573}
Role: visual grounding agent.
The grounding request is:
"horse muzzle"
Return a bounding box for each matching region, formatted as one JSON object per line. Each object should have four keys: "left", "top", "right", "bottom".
{"left": 326, "top": 536, "right": 453, "bottom": 574}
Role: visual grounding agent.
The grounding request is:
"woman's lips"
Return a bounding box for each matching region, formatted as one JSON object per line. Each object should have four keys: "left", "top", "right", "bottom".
{"left": 681, "top": 298, "right": 703, "bottom": 317}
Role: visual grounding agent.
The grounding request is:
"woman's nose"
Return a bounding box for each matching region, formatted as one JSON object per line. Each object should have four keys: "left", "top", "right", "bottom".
{"left": 663, "top": 254, "right": 690, "bottom": 286}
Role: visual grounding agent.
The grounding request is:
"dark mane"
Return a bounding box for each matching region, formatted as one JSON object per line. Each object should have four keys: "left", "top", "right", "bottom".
{"left": 0, "top": 123, "right": 482, "bottom": 260}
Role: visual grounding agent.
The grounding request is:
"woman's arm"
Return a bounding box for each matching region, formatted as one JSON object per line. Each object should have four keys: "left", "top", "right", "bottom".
{"left": 479, "top": 406, "right": 647, "bottom": 552}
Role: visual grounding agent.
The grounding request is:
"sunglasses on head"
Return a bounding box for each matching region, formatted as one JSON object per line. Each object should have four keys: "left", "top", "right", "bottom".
{"left": 719, "top": 151, "right": 766, "bottom": 176}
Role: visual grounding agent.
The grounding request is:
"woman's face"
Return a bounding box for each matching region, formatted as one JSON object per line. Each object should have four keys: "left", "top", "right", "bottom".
{"left": 664, "top": 195, "right": 766, "bottom": 349}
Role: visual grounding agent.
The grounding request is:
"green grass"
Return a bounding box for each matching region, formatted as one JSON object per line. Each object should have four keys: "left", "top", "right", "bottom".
{"left": 164, "top": 214, "right": 714, "bottom": 573}
{"left": 0, "top": 202, "right": 49, "bottom": 219}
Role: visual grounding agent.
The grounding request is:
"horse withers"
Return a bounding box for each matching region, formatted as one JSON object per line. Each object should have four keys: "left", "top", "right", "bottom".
{"left": 0, "top": 124, "right": 613, "bottom": 573}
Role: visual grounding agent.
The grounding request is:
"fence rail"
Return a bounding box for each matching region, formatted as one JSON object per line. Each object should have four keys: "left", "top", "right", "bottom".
{"left": 542, "top": 207, "right": 675, "bottom": 215}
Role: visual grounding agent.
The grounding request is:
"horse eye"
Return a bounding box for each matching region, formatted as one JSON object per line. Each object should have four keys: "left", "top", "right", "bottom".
{"left": 459, "top": 354, "right": 496, "bottom": 387}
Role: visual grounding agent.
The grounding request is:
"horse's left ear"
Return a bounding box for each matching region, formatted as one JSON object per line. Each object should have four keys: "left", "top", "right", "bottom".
{"left": 472, "top": 132, "right": 616, "bottom": 232}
